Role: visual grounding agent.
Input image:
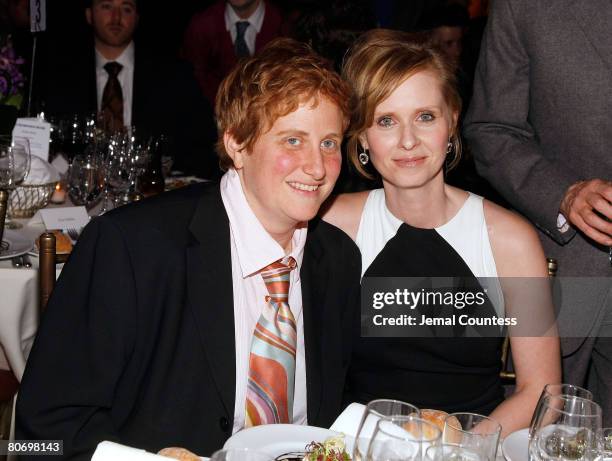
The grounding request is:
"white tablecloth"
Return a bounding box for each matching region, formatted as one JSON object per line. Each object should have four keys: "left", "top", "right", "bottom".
{"left": 0, "top": 218, "right": 60, "bottom": 381}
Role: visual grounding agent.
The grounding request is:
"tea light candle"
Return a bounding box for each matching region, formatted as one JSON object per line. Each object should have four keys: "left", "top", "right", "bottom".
{"left": 51, "top": 181, "right": 66, "bottom": 204}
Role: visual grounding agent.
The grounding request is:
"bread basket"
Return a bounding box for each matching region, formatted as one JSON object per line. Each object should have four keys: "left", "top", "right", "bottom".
{"left": 8, "top": 182, "right": 57, "bottom": 218}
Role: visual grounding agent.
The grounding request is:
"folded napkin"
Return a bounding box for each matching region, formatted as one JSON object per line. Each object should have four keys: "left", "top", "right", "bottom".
{"left": 91, "top": 441, "right": 171, "bottom": 461}
{"left": 330, "top": 402, "right": 370, "bottom": 438}
{"left": 23, "top": 155, "right": 60, "bottom": 185}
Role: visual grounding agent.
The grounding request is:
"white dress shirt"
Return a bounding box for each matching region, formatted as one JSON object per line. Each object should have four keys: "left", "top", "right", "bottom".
{"left": 224, "top": 0, "right": 266, "bottom": 56}
{"left": 95, "top": 41, "right": 135, "bottom": 127}
{"left": 220, "top": 168, "right": 308, "bottom": 434}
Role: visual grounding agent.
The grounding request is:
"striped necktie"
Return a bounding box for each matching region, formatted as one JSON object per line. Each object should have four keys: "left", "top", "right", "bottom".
{"left": 245, "top": 256, "right": 297, "bottom": 426}
{"left": 101, "top": 61, "right": 124, "bottom": 133}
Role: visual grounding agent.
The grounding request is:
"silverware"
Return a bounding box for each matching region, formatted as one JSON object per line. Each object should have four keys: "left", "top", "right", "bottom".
{"left": 66, "top": 227, "right": 80, "bottom": 241}
{"left": 22, "top": 254, "right": 32, "bottom": 268}
{"left": 11, "top": 256, "right": 22, "bottom": 268}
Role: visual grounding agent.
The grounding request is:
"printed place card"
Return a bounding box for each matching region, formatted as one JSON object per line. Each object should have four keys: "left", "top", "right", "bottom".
{"left": 40, "top": 206, "right": 89, "bottom": 231}
{"left": 13, "top": 117, "right": 51, "bottom": 161}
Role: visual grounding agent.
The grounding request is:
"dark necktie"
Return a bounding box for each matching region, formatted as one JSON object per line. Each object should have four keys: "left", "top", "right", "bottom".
{"left": 101, "top": 61, "right": 124, "bottom": 133}
{"left": 235, "top": 21, "right": 251, "bottom": 58}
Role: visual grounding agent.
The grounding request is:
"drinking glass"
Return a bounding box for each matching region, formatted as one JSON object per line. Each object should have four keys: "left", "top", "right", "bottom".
{"left": 353, "top": 399, "right": 421, "bottom": 461}
{"left": 598, "top": 428, "right": 612, "bottom": 460}
{"left": 0, "top": 136, "right": 31, "bottom": 229}
{"left": 210, "top": 448, "right": 272, "bottom": 460}
{"left": 425, "top": 443, "right": 485, "bottom": 461}
{"left": 443, "top": 413, "right": 501, "bottom": 461}
{"left": 367, "top": 415, "right": 441, "bottom": 461}
{"left": 67, "top": 152, "right": 103, "bottom": 209}
{"left": 529, "top": 394, "right": 602, "bottom": 461}
{"left": 529, "top": 384, "right": 594, "bottom": 440}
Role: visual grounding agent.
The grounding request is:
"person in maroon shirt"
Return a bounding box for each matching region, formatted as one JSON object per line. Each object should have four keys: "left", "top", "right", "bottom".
{"left": 181, "top": 0, "right": 283, "bottom": 105}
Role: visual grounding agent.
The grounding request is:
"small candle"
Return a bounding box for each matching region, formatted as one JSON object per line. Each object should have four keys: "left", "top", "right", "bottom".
{"left": 51, "top": 182, "right": 66, "bottom": 204}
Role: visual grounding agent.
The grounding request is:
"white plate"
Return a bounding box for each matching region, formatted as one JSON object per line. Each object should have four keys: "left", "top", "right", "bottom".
{"left": 224, "top": 424, "right": 353, "bottom": 459}
{"left": 0, "top": 229, "right": 34, "bottom": 260}
{"left": 502, "top": 428, "right": 529, "bottom": 461}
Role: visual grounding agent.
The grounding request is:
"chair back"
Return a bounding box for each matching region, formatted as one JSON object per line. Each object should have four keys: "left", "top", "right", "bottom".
{"left": 39, "top": 232, "right": 57, "bottom": 312}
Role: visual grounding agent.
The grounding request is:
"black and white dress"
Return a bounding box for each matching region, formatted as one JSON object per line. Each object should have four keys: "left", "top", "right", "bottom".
{"left": 346, "top": 189, "right": 506, "bottom": 414}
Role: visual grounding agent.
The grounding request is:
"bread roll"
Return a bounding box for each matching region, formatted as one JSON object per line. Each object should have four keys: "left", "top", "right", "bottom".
{"left": 157, "top": 447, "right": 201, "bottom": 461}
{"left": 421, "top": 409, "right": 462, "bottom": 444}
{"left": 36, "top": 230, "right": 72, "bottom": 254}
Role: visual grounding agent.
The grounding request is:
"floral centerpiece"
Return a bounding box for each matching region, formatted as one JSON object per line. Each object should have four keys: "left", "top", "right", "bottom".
{"left": 0, "top": 35, "right": 25, "bottom": 109}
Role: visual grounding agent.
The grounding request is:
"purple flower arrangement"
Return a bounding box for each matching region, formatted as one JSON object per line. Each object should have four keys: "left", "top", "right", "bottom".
{"left": 0, "top": 35, "right": 25, "bottom": 108}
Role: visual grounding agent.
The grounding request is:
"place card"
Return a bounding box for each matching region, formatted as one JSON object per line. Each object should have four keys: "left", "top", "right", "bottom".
{"left": 40, "top": 206, "right": 89, "bottom": 231}
{"left": 12, "top": 117, "right": 51, "bottom": 161}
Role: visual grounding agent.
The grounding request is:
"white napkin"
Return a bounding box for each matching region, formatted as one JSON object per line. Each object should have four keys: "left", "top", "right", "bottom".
{"left": 91, "top": 441, "right": 170, "bottom": 461}
{"left": 330, "top": 402, "right": 369, "bottom": 438}
{"left": 23, "top": 155, "right": 60, "bottom": 185}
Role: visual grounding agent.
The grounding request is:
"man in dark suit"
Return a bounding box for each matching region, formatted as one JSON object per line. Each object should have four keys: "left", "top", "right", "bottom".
{"left": 16, "top": 38, "right": 360, "bottom": 458}
{"left": 464, "top": 0, "right": 612, "bottom": 421}
{"left": 181, "top": 0, "right": 283, "bottom": 105}
{"left": 37, "top": 0, "right": 218, "bottom": 178}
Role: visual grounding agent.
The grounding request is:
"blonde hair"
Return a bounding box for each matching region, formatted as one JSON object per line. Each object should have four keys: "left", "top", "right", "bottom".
{"left": 215, "top": 38, "right": 352, "bottom": 171}
{"left": 342, "top": 29, "right": 462, "bottom": 178}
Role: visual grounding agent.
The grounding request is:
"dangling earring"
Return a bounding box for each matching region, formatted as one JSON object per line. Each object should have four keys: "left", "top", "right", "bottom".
{"left": 446, "top": 140, "right": 453, "bottom": 154}
{"left": 359, "top": 149, "right": 370, "bottom": 166}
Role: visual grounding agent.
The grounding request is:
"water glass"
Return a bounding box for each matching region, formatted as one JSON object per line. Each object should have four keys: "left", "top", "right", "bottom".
{"left": 530, "top": 384, "right": 593, "bottom": 440}
{"left": 529, "top": 394, "right": 602, "bottom": 460}
{"left": 443, "top": 413, "right": 501, "bottom": 461}
{"left": 353, "top": 399, "right": 421, "bottom": 461}
{"left": 367, "top": 415, "right": 441, "bottom": 461}
{"left": 210, "top": 448, "right": 272, "bottom": 460}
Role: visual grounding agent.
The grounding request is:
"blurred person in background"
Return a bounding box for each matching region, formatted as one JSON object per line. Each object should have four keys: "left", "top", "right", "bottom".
{"left": 36, "top": 0, "right": 218, "bottom": 178}
{"left": 465, "top": 0, "right": 612, "bottom": 423}
{"left": 181, "top": 0, "right": 283, "bottom": 105}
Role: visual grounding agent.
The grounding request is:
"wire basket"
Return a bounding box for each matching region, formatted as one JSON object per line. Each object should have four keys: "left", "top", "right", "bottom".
{"left": 8, "top": 182, "right": 57, "bottom": 218}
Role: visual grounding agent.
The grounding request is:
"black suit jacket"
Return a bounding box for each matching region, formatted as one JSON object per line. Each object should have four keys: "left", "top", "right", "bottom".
{"left": 37, "top": 41, "right": 219, "bottom": 178}
{"left": 16, "top": 183, "right": 361, "bottom": 459}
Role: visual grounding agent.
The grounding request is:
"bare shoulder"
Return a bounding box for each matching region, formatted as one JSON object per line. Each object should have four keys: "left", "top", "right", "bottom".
{"left": 320, "top": 191, "right": 370, "bottom": 241}
{"left": 483, "top": 199, "right": 547, "bottom": 277}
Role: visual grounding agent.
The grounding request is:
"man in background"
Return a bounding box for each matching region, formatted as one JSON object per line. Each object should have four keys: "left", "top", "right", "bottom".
{"left": 38, "top": 0, "right": 218, "bottom": 178}
{"left": 465, "top": 0, "right": 612, "bottom": 422}
{"left": 181, "top": 0, "right": 283, "bottom": 105}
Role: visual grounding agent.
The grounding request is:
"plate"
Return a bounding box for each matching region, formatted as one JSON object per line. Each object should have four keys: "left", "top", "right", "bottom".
{"left": 224, "top": 424, "right": 354, "bottom": 459}
{"left": 0, "top": 229, "right": 34, "bottom": 260}
{"left": 502, "top": 428, "right": 529, "bottom": 461}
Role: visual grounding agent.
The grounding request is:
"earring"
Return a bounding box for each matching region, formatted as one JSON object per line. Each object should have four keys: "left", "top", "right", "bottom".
{"left": 446, "top": 141, "right": 453, "bottom": 154}
{"left": 359, "top": 149, "right": 370, "bottom": 165}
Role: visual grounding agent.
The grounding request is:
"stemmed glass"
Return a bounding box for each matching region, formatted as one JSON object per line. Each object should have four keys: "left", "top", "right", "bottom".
{"left": 529, "top": 394, "right": 602, "bottom": 460}
{"left": 366, "top": 415, "right": 441, "bottom": 461}
{"left": 425, "top": 444, "right": 485, "bottom": 461}
{"left": 529, "top": 384, "right": 594, "bottom": 441}
{"left": 442, "top": 413, "right": 501, "bottom": 461}
{"left": 0, "top": 136, "right": 31, "bottom": 229}
{"left": 353, "top": 399, "right": 421, "bottom": 461}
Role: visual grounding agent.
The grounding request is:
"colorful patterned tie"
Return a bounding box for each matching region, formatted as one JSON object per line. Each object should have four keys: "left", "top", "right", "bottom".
{"left": 101, "top": 61, "right": 124, "bottom": 134}
{"left": 245, "top": 256, "right": 297, "bottom": 426}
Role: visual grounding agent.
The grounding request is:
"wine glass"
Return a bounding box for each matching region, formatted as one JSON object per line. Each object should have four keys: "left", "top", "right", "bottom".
{"left": 0, "top": 136, "right": 31, "bottom": 229}
{"left": 67, "top": 150, "right": 103, "bottom": 209}
{"left": 529, "top": 394, "right": 602, "bottom": 460}
{"left": 209, "top": 448, "right": 272, "bottom": 460}
{"left": 367, "top": 415, "right": 441, "bottom": 461}
{"left": 353, "top": 399, "right": 421, "bottom": 461}
{"left": 529, "top": 384, "right": 594, "bottom": 441}
{"left": 442, "top": 413, "right": 501, "bottom": 461}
